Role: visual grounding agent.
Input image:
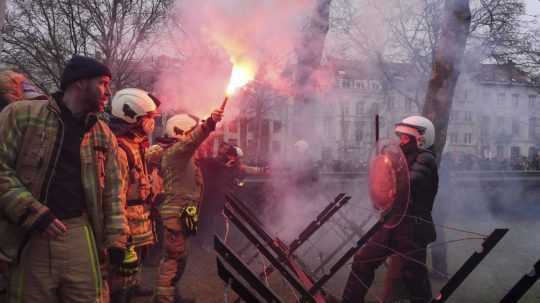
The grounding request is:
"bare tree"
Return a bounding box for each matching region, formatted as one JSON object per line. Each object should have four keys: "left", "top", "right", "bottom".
{"left": 1, "top": 0, "right": 172, "bottom": 93}
{"left": 334, "top": 0, "right": 534, "bottom": 109}
{"left": 423, "top": 0, "right": 472, "bottom": 160}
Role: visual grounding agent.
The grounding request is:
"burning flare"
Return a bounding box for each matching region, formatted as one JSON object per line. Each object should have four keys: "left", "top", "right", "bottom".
{"left": 225, "top": 61, "right": 256, "bottom": 96}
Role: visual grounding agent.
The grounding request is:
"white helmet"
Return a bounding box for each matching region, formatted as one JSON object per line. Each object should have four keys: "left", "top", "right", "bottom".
{"left": 111, "top": 88, "right": 159, "bottom": 124}
{"left": 165, "top": 114, "right": 199, "bottom": 138}
{"left": 394, "top": 115, "right": 435, "bottom": 149}
{"left": 293, "top": 140, "right": 309, "bottom": 153}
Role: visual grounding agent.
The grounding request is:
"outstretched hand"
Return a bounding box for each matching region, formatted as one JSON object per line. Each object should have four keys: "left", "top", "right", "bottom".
{"left": 211, "top": 109, "right": 224, "bottom": 123}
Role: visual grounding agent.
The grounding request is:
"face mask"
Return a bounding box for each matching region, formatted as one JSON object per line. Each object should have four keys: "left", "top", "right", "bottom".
{"left": 141, "top": 117, "right": 155, "bottom": 135}
{"left": 400, "top": 136, "right": 418, "bottom": 155}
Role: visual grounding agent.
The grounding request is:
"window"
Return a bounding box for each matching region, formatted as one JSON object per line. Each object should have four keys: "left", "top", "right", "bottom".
{"left": 324, "top": 117, "right": 332, "bottom": 137}
{"left": 450, "top": 111, "right": 458, "bottom": 121}
{"left": 342, "top": 79, "right": 353, "bottom": 89}
{"left": 464, "top": 111, "right": 472, "bottom": 122}
{"left": 512, "top": 118, "right": 520, "bottom": 135}
{"left": 530, "top": 117, "right": 538, "bottom": 140}
{"left": 273, "top": 120, "right": 282, "bottom": 134}
{"left": 355, "top": 121, "right": 364, "bottom": 142}
{"left": 464, "top": 133, "right": 472, "bottom": 144}
{"left": 449, "top": 132, "right": 458, "bottom": 144}
{"left": 481, "top": 116, "right": 490, "bottom": 136}
{"left": 529, "top": 95, "right": 537, "bottom": 109}
{"left": 512, "top": 94, "right": 520, "bottom": 108}
{"left": 341, "top": 121, "right": 351, "bottom": 140}
{"left": 356, "top": 102, "right": 364, "bottom": 115}
{"left": 497, "top": 93, "right": 506, "bottom": 105}
{"left": 341, "top": 103, "right": 349, "bottom": 115}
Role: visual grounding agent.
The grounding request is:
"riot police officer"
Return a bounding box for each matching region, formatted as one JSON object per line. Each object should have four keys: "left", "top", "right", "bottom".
{"left": 342, "top": 115, "right": 439, "bottom": 303}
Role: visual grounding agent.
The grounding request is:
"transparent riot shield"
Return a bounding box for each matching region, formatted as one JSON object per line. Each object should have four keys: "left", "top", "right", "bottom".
{"left": 368, "top": 139, "right": 410, "bottom": 228}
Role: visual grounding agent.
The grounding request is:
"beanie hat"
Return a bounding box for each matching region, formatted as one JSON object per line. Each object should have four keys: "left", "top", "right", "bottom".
{"left": 60, "top": 55, "right": 112, "bottom": 90}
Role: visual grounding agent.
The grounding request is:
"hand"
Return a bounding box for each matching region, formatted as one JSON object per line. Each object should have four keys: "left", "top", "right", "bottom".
{"left": 225, "top": 159, "right": 237, "bottom": 167}
{"left": 44, "top": 219, "right": 67, "bottom": 239}
{"left": 211, "top": 109, "right": 224, "bottom": 123}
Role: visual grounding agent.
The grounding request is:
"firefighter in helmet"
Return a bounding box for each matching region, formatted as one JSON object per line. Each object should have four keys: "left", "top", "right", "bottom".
{"left": 342, "top": 115, "right": 439, "bottom": 303}
{"left": 108, "top": 88, "right": 162, "bottom": 302}
{"left": 154, "top": 109, "right": 223, "bottom": 303}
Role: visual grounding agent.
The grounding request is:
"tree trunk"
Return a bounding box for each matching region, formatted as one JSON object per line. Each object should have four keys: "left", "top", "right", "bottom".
{"left": 293, "top": 0, "right": 332, "bottom": 147}
{"left": 295, "top": 0, "right": 332, "bottom": 103}
{"left": 422, "top": 0, "right": 472, "bottom": 163}
{"left": 0, "top": 0, "right": 5, "bottom": 37}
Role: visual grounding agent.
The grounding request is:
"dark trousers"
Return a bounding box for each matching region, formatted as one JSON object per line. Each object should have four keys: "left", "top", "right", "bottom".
{"left": 342, "top": 219, "right": 432, "bottom": 303}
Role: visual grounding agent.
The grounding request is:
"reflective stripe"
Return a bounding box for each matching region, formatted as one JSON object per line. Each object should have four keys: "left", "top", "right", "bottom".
{"left": 83, "top": 226, "right": 102, "bottom": 298}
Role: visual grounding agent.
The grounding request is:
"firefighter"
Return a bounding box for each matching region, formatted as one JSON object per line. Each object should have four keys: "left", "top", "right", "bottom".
{"left": 0, "top": 55, "right": 128, "bottom": 303}
{"left": 154, "top": 110, "right": 223, "bottom": 303}
{"left": 0, "top": 70, "right": 47, "bottom": 111}
{"left": 108, "top": 88, "right": 162, "bottom": 302}
{"left": 0, "top": 70, "right": 48, "bottom": 299}
{"left": 342, "top": 115, "right": 439, "bottom": 303}
{"left": 198, "top": 142, "right": 267, "bottom": 247}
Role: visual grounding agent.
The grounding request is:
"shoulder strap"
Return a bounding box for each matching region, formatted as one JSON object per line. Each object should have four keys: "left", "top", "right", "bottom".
{"left": 118, "top": 141, "right": 136, "bottom": 170}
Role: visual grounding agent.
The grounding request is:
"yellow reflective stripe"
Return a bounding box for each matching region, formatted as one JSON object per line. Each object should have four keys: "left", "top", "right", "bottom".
{"left": 83, "top": 226, "right": 102, "bottom": 298}
{"left": 15, "top": 264, "right": 24, "bottom": 303}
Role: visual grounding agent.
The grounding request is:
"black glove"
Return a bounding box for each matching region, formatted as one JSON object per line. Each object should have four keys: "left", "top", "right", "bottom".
{"left": 108, "top": 246, "right": 125, "bottom": 266}
{"left": 181, "top": 205, "right": 199, "bottom": 236}
{"left": 30, "top": 210, "right": 56, "bottom": 233}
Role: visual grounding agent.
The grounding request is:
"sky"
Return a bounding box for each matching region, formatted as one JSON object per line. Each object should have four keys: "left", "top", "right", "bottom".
{"left": 526, "top": 0, "right": 540, "bottom": 15}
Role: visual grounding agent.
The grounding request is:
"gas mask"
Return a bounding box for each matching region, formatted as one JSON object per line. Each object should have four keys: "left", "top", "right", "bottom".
{"left": 140, "top": 116, "right": 155, "bottom": 135}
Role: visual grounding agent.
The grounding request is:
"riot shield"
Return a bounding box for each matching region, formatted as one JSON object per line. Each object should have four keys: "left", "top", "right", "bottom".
{"left": 368, "top": 139, "right": 410, "bottom": 228}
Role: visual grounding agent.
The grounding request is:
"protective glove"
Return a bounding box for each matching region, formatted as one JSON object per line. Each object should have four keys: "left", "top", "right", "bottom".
{"left": 118, "top": 246, "right": 139, "bottom": 277}
{"left": 181, "top": 205, "right": 199, "bottom": 236}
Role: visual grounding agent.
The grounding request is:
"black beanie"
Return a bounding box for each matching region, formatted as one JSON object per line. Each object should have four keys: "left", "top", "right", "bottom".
{"left": 60, "top": 55, "right": 112, "bottom": 90}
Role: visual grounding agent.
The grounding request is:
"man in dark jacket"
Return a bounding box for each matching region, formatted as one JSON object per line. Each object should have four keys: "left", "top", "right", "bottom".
{"left": 342, "top": 115, "right": 439, "bottom": 303}
{"left": 197, "top": 142, "right": 266, "bottom": 247}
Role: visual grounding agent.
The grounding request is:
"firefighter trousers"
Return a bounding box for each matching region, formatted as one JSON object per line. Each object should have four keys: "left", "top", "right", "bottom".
{"left": 155, "top": 217, "right": 190, "bottom": 303}
{"left": 342, "top": 220, "right": 432, "bottom": 303}
{"left": 7, "top": 215, "right": 102, "bottom": 303}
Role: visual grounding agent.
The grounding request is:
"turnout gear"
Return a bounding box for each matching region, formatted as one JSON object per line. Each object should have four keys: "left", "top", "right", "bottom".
{"left": 395, "top": 116, "right": 435, "bottom": 149}
{"left": 342, "top": 116, "right": 438, "bottom": 303}
{"left": 165, "top": 113, "right": 200, "bottom": 139}
{"left": 0, "top": 99, "right": 127, "bottom": 263}
{"left": 156, "top": 115, "right": 218, "bottom": 303}
{"left": 111, "top": 88, "right": 160, "bottom": 124}
{"left": 109, "top": 88, "right": 163, "bottom": 300}
{"left": 0, "top": 98, "right": 128, "bottom": 303}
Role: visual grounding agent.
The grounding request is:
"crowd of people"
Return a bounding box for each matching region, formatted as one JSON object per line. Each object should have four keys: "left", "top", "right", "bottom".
{"left": 0, "top": 55, "right": 441, "bottom": 303}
